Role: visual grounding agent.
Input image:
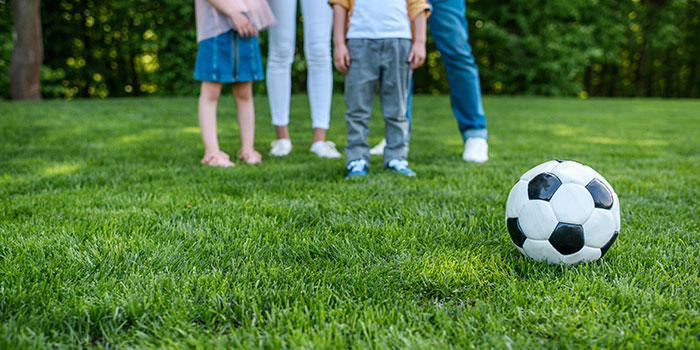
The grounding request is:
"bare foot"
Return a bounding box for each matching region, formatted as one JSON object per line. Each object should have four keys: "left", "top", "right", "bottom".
{"left": 237, "top": 150, "right": 262, "bottom": 164}
{"left": 201, "top": 151, "right": 235, "bottom": 167}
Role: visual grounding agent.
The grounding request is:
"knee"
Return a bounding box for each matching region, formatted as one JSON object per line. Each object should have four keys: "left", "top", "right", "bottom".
{"left": 233, "top": 83, "right": 253, "bottom": 101}
{"left": 443, "top": 53, "right": 478, "bottom": 73}
{"left": 268, "top": 44, "right": 295, "bottom": 66}
{"left": 305, "top": 43, "right": 331, "bottom": 67}
{"left": 438, "top": 38, "right": 477, "bottom": 66}
{"left": 200, "top": 83, "right": 221, "bottom": 102}
{"left": 306, "top": 54, "right": 331, "bottom": 68}
{"left": 346, "top": 108, "right": 370, "bottom": 121}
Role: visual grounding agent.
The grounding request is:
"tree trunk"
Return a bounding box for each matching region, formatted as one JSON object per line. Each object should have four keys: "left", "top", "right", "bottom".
{"left": 10, "top": 0, "right": 43, "bottom": 100}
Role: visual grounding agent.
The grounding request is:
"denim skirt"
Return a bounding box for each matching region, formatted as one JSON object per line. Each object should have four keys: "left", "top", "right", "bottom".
{"left": 193, "top": 30, "right": 264, "bottom": 83}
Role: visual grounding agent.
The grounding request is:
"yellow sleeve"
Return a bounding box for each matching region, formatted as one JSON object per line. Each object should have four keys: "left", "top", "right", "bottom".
{"left": 329, "top": 0, "right": 351, "bottom": 11}
{"left": 407, "top": 0, "right": 431, "bottom": 20}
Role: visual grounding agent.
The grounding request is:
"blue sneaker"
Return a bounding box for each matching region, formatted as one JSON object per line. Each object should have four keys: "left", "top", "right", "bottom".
{"left": 387, "top": 159, "right": 416, "bottom": 177}
{"left": 346, "top": 159, "right": 368, "bottom": 179}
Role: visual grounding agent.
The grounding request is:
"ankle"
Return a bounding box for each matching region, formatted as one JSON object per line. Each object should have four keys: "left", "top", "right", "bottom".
{"left": 275, "top": 125, "right": 290, "bottom": 140}
{"left": 204, "top": 148, "right": 221, "bottom": 156}
{"left": 313, "top": 127, "right": 327, "bottom": 143}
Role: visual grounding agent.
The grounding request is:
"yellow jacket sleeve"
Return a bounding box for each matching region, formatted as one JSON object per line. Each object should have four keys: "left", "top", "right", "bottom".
{"left": 328, "top": 0, "right": 352, "bottom": 11}
{"left": 407, "top": 0, "right": 431, "bottom": 20}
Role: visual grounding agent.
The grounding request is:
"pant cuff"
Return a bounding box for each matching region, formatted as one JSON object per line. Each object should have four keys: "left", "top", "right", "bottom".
{"left": 345, "top": 156, "right": 369, "bottom": 168}
{"left": 462, "top": 128, "right": 488, "bottom": 141}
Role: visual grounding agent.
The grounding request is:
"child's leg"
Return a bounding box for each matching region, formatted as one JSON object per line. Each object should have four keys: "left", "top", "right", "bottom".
{"left": 198, "top": 81, "right": 234, "bottom": 166}
{"left": 380, "top": 39, "right": 412, "bottom": 166}
{"left": 233, "top": 81, "right": 261, "bottom": 163}
{"left": 344, "top": 39, "right": 381, "bottom": 167}
{"left": 199, "top": 81, "right": 223, "bottom": 153}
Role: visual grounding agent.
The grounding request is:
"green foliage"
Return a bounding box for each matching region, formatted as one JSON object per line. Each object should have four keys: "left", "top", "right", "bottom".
{"left": 0, "top": 0, "right": 12, "bottom": 99}
{"left": 0, "top": 0, "right": 699, "bottom": 98}
{"left": 1, "top": 95, "right": 700, "bottom": 347}
{"left": 454, "top": 0, "right": 700, "bottom": 97}
{"left": 36, "top": 0, "right": 199, "bottom": 98}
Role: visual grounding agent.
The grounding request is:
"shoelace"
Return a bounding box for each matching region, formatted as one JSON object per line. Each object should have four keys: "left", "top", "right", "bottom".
{"left": 388, "top": 159, "right": 409, "bottom": 171}
{"left": 347, "top": 159, "right": 367, "bottom": 172}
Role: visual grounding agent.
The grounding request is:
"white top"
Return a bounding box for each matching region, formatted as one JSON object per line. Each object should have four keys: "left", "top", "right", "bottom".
{"left": 195, "top": 0, "right": 276, "bottom": 42}
{"left": 346, "top": 0, "right": 412, "bottom": 40}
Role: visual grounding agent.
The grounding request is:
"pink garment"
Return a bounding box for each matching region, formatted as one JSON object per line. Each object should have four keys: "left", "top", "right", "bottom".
{"left": 195, "top": 0, "right": 277, "bottom": 42}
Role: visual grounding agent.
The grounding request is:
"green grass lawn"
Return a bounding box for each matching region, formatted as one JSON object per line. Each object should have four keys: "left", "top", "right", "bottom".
{"left": 1, "top": 95, "right": 699, "bottom": 349}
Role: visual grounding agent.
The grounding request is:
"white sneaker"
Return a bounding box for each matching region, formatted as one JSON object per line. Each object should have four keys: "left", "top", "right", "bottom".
{"left": 310, "top": 141, "right": 342, "bottom": 158}
{"left": 269, "top": 138, "right": 292, "bottom": 156}
{"left": 462, "top": 138, "right": 489, "bottom": 163}
{"left": 369, "top": 138, "right": 386, "bottom": 155}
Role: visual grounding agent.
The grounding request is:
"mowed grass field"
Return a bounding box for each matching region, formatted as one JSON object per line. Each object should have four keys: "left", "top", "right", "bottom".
{"left": 1, "top": 95, "right": 699, "bottom": 349}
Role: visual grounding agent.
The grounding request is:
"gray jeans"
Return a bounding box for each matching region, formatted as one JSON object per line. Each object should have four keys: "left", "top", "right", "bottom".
{"left": 344, "top": 38, "right": 412, "bottom": 167}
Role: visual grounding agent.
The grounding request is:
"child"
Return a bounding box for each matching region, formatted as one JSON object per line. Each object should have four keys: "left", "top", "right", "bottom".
{"left": 194, "top": 0, "right": 275, "bottom": 167}
{"left": 331, "top": 0, "right": 429, "bottom": 178}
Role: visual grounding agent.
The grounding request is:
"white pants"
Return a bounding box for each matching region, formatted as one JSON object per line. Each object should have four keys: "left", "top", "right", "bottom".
{"left": 266, "top": 0, "right": 333, "bottom": 130}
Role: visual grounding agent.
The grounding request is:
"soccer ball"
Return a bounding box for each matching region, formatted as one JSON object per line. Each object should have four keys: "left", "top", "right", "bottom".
{"left": 505, "top": 160, "right": 620, "bottom": 264}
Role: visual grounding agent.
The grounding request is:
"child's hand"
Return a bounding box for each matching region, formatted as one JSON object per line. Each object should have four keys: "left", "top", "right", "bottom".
{"left": 229, "top": 12, "right": 257, "bottom": 38}
{"left": 407, "top": 42, "right": 426, "bottom": 70}
{"left": 334, "top": 44, "right": 351, "bottom": 74}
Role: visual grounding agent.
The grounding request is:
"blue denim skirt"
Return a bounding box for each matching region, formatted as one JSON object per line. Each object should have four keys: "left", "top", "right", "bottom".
{"left": 193, "top": 30, "right": 264, "bottom": 83}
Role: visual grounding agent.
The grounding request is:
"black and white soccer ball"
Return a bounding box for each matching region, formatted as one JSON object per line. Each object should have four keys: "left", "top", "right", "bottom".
{"left": 505, "top": 160, "right": 620, "bottom": 264}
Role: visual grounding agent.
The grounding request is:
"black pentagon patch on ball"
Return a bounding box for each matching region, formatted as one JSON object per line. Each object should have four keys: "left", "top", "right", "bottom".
{"left": 528, "top": 173, "right": 562, "bottom": 201}
{"left": 549, "top": 223, "right": 585, "bottom": 255}
{"left": 585, "top": 178, "right": 614, "bottom": 209}
{"left": 507, "top": 218, "right": 526, "bottom": 248}
{"left": 600, "top": 231, "right": 619, "bottom": 257}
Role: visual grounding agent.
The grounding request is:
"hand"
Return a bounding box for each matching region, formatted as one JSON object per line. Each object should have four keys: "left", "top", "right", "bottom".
{"left": 229, "top": 12, "right": 257, "bottom": 38}
{"left": 333, "top": 43, "right": 351, "bottom": 74}
{"left": 407, "top": 42, "right": 426, "bottom": 70}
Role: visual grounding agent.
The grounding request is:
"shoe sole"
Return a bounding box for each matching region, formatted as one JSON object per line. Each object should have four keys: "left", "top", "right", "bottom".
{"left": 311, "top": 151, "right": 342, "bottom": 158}
{"left": 387, "top": 169, "right": 416, "bottom": 177}
{"left": 270, "top": 150, "right": 292, "bottom": 156}
{"left": 462, "top": 157, "right": 488, "bottom": 163}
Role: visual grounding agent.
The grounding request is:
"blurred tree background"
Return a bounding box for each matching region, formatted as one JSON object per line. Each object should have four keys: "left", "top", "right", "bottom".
{"left": 1, "top": 0, "right": 699, "bottom": 99}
